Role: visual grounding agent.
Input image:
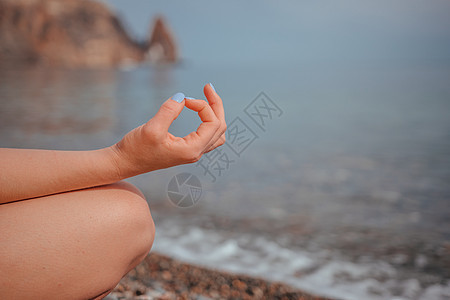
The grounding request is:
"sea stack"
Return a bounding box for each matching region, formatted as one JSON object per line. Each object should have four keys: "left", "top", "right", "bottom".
{"left": 0, "top": 0, "right": 180, "bottom": 68}
{"left": 146, "top": 16, "right": 178, "bottom": 64}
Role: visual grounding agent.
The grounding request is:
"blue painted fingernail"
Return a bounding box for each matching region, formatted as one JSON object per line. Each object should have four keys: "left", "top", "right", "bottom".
{"left": 185, "top": 97, "right": 195, "bottom": 100}
{"left": 171, "top": 92, "right": 185, "bottom": 103}
{"left": 209, "top": 83, "right": 216, "bottom": 92}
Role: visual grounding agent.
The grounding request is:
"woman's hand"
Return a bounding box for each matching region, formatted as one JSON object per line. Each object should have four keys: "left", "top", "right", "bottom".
{"left": 110, "top": 83, "right": 227, "bottom": 178}
{"left": 0, "top": 84, "right": 226, "bottom": 203}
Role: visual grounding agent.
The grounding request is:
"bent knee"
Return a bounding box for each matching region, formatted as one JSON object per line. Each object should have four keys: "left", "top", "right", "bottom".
{"left": 0, "top": 181, "right": 155, "bottom": 299}
{"left": 97, "top": 181, "right": 155, "bottom": 268}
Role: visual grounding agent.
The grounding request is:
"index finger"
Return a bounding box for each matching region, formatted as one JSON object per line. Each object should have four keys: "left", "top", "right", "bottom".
{"left": 182, "top": 99, "right": 220, "bottom": 148}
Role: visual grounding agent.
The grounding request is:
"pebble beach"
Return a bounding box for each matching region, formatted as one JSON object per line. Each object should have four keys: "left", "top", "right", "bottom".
{"left": 107, "top": 252, "right": 330, "bottom": 300}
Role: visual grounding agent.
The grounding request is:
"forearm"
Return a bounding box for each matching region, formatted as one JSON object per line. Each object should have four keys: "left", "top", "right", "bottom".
{"left": 0, "top": 147, "right": 122, "bottom": 204}
{"left": 0, "top": 85, "right": 226, "bottom": 204}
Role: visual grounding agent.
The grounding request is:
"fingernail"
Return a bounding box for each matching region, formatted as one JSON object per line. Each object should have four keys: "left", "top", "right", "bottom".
{"left": 185, "top": 97, "right": 195, "bottom": 100}
{"left": 171, "top": 92, "right": 185, "bottom": 103}
{"left": 209, "top": 83, "right": 216, "bottom": 92}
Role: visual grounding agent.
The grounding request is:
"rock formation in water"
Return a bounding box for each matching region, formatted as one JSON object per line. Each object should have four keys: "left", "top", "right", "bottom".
{"left": 146, "top": 16, "right": 178, "bottom": 64}
{"left": 0, "top": 0, "right": 179, "bottom": 68}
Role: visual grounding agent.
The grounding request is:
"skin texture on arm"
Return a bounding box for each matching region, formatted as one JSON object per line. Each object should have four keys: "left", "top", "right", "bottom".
{"left": 0, "top": 84, "right": 226, "bottom": 204}
{"left": 0, "top": 147, "right": 121, "bottom": 204}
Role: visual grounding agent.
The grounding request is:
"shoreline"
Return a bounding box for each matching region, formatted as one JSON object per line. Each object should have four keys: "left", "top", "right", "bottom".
{"left": 107, "top": 252, "right": 332, "bottom": 300}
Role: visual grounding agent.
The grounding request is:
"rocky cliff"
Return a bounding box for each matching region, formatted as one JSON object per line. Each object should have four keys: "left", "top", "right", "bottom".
{"left": 0, "top": 0, "right": 178, "bottom": 68}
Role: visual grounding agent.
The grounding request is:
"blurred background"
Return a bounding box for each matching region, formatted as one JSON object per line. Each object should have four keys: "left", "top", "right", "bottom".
{"left": 1, "top": 0, "right": 449, "bottom": 299}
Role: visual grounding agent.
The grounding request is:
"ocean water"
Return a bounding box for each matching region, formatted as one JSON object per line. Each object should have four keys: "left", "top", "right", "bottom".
{"left": 1, "top": 61, "right": 449, "bottom": 299}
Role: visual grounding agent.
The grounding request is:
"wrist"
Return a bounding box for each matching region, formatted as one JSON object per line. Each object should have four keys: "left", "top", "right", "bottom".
{"left": 104, "top": 144, "right": 129, "bottom": 181}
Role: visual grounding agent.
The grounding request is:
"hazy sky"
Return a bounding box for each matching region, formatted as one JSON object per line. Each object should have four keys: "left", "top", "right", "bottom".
{"left": 105, "top": 0, "right": 450, "bottom": 66}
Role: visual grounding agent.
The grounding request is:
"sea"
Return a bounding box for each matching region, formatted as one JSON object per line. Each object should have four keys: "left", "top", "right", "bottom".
{"left": 0, "top": 59, "right": 449, "bottom": 299}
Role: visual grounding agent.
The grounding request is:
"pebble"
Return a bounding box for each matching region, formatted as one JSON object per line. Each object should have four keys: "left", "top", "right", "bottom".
{"left": 108, "top": 252, "right": 331, "bottom": 299}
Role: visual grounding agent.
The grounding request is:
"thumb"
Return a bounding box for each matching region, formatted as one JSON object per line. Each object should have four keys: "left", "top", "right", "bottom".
{"left": 146, "top": 92, "right": 185, "bottom": 135}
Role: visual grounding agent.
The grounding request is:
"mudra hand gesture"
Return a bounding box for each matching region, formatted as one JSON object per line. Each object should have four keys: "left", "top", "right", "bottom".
{"left": 112, "top": 83, "right": 226, "bottom": 177}
{"left": 0, "top": 83, "right": 226, "bottom": 299}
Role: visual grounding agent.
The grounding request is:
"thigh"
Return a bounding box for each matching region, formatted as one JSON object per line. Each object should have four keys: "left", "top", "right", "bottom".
{"left": 0, "top": 181, "right": 155, "bottom": 300}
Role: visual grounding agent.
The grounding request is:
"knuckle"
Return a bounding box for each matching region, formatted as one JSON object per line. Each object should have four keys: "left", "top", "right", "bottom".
{"left": 191, "top": 152, "right": 203, "bottom": 163}
{"left": 213, "top": 117, "right": 221, "bottom": 129}
{"left": 142, "top": 123, "right": 159, "bottom": 141}
{"left": 191, "top": 154, "right": 202, "bottom": 163}
{"left": 215, "top": 136, "right": 225, "bottom": 147}
{"left": 160, "top": 102, "right": 177, "bottom": 115}
{"left": 183, "top": 149, "right": 202, "bottom": 163}
{"left": 220, "top": 123, "right": 227, "bottom": 135}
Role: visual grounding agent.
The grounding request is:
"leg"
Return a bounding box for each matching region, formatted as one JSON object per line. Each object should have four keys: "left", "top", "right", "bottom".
{"left": 0, "top": 181, "right": 155, "bottom": 299}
